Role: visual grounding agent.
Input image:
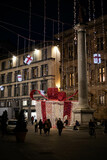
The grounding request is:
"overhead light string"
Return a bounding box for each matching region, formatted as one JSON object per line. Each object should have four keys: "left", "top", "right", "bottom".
{"left": 92, "top": 0, "right": 97, "bottom": 106}
{"left": 58, "top": 0, "right": 60, "bottom": 41}
{"left": 52, "top": 20, "right": 55, "bottom": 45}
{"left": 16, "top": 34, "right": 19, "bottom": 88}
{"left": 88, "top": 0, "right": 91, "bottom": 22}
{"left": 73, "top": 0, "right": 77, "bottom": 43}
{"left": 44, "top": 0, "right": 46, "bottom": 48}
{"left": 101, "top": 0, "right": 105, "bottom": 103}
{"left": 101, "top": 0, "right": 105, "bottom": 45}
{"left": 73, "top": 0, "right": 77, "bottom": 97}
{"left": 28, "top": 0, "right": 32, "bottom": 52}
{"left": 61, "top": 23, "right": 64, "bottom": 90}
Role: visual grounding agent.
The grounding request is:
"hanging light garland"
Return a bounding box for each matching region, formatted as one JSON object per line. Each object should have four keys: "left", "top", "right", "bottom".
{"left": 58, "top": 0, "right": 60, "bottom": 41}
{"left": 101, "top": 0, "right": 105, "bottom": 45}
{"left": 44, "top": 0, "right": 46, "bottom": 48}
{"left": 73, "top": 0, "right": 77, "bottom": 44}
{"left": 88, "top": 0, "right": 91, "bottom": 22}
{"left": 92, "top": 0, "right": 96, "bottom": 53}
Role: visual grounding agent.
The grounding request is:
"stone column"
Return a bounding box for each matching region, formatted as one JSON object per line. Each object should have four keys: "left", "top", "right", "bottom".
{"left": 72, "top": 24, "right": 94, "bottom": 126}
{"left": 77, "top": 24, "right": 88, "bottom": 108}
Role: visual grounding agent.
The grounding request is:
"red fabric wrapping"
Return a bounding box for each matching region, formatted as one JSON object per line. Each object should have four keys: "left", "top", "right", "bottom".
{"left": 41, "top": 101, "right": 46, "bottom": 123}
{"left": 30, "top": 90, "right": 48, "bottom": 100}
{"left": 30, "top": 90, "right": 36, "bottom": 100}
{"left": 47, "top": 88, "right": 58, "bottom": 100}
{"left": 63, "top": 102, "right": 72, "bottom": 124}
{"left": 30, "top": 89, "right": 78, "bottom": 101}
{"left": 58, "top": 92, "right": 66, "bottom": 101}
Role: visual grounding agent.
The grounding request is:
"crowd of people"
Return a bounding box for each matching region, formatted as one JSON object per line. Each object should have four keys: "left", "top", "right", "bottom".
{"left": 30, "top": 117, "right": 107, "bottom": 137}
{"left": 32, "top": 118, "right": 64, "bottom": 136}
{"left": 1, "top": 111, "right": 107, "bottom": 137}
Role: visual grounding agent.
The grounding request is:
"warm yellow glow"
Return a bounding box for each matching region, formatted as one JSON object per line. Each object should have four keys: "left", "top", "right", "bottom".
{"left": 34, "top": 49, "right": 39, "bottom": 54}
{"left": 12, "top": 56, "right": 17, "bottom": 61}
{"left": 56, "top": 83, "right": 60, "bottom": 89}
{"left": 53, "top": 46, "right": 60, "bottom": 54}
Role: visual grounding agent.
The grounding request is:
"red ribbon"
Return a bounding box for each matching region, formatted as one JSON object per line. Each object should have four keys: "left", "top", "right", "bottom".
{"left": 30, "top": 90, "right": 48, "bottom": 100}
{"left": 30, "top": 89, "right": 78, "bottom": 101}
{"left": 41, "top": 101, "right": 46, "bottom": 123}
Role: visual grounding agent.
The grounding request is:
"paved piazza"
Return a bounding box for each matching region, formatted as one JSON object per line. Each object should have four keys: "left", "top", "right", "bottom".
{"left": 0, "top": 123, "right": 107, "bottom": 160}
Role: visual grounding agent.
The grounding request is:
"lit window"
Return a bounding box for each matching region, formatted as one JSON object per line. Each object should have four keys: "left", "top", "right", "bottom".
{"left": 32, "top": 100, "right": 36, "bottom": 105}
{"left": 99, "top": 95, "right": 105, "bottom": 105}
{"left": 23, "top": 100, "right": 27, "bottom": 106}
{"left": 103, "top": 68, "right": 105, "bottom": 82}
{"left": 98, "top": 67, "right": 105, "bottom": 82}
{"left": 69, "top": 73, "right": 74, "bottom": 87}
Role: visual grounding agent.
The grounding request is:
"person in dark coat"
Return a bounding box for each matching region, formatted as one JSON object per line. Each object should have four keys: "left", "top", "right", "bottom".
{"left": 104, "top": 120, "right": 107, "bottom": 133}
{"left": 73, "top": 120, "right": 80, "bottom": 130}
{"left": 1, "top": 110, "right": 8, "bottom": 136}
{"left": 89, "top": 119, "right": 96, "bottom": 136}
{"left": 47, "top": 119, "right": 52, "bottom": 135}
{"left": 31, "top": 116, "right": 34, "bottom": 125}
{"left": 64, "top": 119, "right": 68, "bottom": 126}
{"left": 38, "top": 119, "right": 43, "bottom": 135}
{"left": 57, "top": 118, "right": 64, "bottom": 136}
{"left": 43, "top": 119, "right": 52, "bottom": 135}
{"left": 43, "top": 119, "right": 49, "bottom": 135}
{"left": 34, "top": 120, "right": 38, "bottom": 132}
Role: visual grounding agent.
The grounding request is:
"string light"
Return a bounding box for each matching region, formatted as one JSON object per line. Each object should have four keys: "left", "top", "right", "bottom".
{"left": 88, "top": 0, "right": 91, "bottom": 22}
{"left": 35, "top": 100, "right": 72, "bottom": 127}
{"left": 92, "top": 0, "right": 96, "bottom": 53}
{"left": 58, "top": 0, "right": 60, "bottom": 41}
{"left": 73, "top": 0, "right": 77, "bottom": 44}
{"left": 101, "top": 0, "right": 105, "bottom": 45}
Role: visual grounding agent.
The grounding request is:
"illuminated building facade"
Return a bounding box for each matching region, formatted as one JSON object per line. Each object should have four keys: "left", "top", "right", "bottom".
{"left": 59, "top": 15, "right": 107, "bottom": 120}
{"left": 0, "top": 44, "right": 60, "bottom": 119}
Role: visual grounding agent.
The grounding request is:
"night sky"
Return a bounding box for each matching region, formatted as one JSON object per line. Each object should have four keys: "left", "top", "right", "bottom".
{"left": 0, "top": 0, "right": 107, "bottom": 49}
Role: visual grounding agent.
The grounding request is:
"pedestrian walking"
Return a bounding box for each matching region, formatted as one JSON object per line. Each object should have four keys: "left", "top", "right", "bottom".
{"left": 47, "top": 119, "right": 52, "bottom": 135}
{"left": 38, "top": 119, "right": 43, "bottom": 135}
{"left": 104, "top": 120, "right": 107, "bottom": 133}
{"left": 43, "top": 119, "right": 48, "bottom": 135}
{"left": 89, "top": 119, "right": 96, "bottom": 137}
{"left": 1, "top": 110, "right": 8, "bottom": 136}
{"left": 57, "top": 118, "right": 64, "bottom": 136}
{"left": 34, "top": 120, "right": 38, "bottom": 132}
{"left": 31, "top": 116, "right": 34, "bottom": 125}
{"left": 43, "top": 119, "right": 52, "bottom": 135}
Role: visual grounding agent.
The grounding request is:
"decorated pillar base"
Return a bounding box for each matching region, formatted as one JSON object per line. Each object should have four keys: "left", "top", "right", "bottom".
{"left": 72, "top": 102, "right": 94, "bottom": 128}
